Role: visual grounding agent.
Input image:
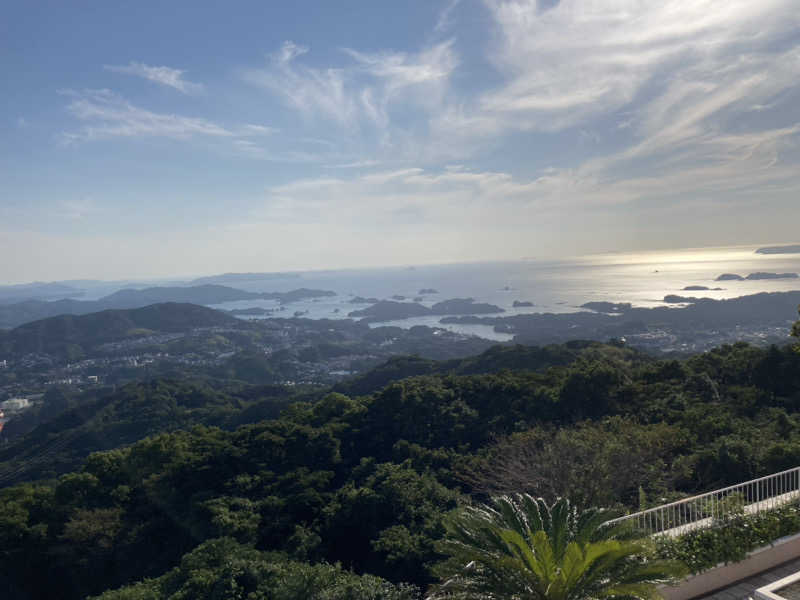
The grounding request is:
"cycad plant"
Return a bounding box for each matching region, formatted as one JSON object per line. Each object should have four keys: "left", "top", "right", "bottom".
{"left": 428, "top": 495, "right": 686, "bottom": 600}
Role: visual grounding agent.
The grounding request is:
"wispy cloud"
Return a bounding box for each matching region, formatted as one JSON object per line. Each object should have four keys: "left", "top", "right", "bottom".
{"left": 241, "top": 39, "right": 457, "bottom": 130}
{"left": 470, "top": 0, "right": 800, "bottom": 131}
{"left": 104, "top": 61, "right": 203, "bottom": 94}
{"left": 434, "top": 0, "right": 462, "bottom": 33}
{"left": 60, "top": 89, "right": 231, "bottom": 141}
{"left": 325, "top": 159, "right": 382, "bottom": 169}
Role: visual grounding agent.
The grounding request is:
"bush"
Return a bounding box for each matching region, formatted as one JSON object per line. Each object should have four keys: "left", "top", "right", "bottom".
{"left": 655, "top": 502, "right": 800, "bottom": 573}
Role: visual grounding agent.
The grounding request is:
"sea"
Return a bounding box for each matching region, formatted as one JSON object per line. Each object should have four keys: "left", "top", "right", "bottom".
{"left": 197, "top": 245, "right": 800, "bottom": 342}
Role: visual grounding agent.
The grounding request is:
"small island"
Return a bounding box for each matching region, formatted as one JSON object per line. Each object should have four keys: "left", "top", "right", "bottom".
{"left": 716, "top": 273, "right": 745, "bottom": 281}
{"left": 418, "top": 288, "right": 439, "bottom": 295}
{"left": 430, "top": 298, "right": 504, "bottom": 315}
{"left": 715, "top": 272, "right": 798, "bottom": 281}
{"left": 682, "top": 286, "right": 723, "bottom": 291}
{"left": 348, "top": 300, "right": 431, "bottom": 321}
{"left": 664, "top": 295, "right": 704, "bottom": 304}
{"left": 580, "top": 302, "right": 632, "bottom": 313}
{"left": 745, "top": 272, "right": 798, "bottom": 280}
{"left": 513, "top": 300, "right": 534, "bottom": 307}
{"left": 755, "top": 245, "right": 800, "bottom": 255}
{"left": 348, "top": 296, "right": 380, "bottom": 304}
{"left": 348, "top": 298, "right": 504, "bottom": 321}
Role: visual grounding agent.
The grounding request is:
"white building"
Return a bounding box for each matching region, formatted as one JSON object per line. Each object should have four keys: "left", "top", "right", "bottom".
{"left": 0, "top": 398, "right": 31, "bottom": 412}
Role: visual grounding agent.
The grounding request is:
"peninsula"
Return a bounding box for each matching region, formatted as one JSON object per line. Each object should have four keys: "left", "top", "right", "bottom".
{"left": 755, "top": 245, "right": 800, "bottom": 254}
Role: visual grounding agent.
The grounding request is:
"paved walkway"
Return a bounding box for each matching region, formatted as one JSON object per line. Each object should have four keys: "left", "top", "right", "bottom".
{"left": 696, "top": 557, "right": 800, "bottom": 600}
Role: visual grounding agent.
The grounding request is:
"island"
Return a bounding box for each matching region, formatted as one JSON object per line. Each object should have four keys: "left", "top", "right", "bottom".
{"left": 348, "top": 298, "right": 504, "bottom": 321}
{"left": 745, "top": 272, "right": 798, "bottom": 280}
{"left": 348, "top": 296, "right": 381, "bottom": 304}
{"left": 755, "top": 245, "right": 800, "bottom": 255}
{"left": 429, "top": 298, "right": 504, "bottom": 315}
{"left": 263, "top": 288, "right": 336, "bottom": 303}
{"left": 664, "top": 295, "right": 703, "bottom": 304}
{"left": 715, "top": 272, "right": 798, "bottom": 281}
{"left": 682, "top": 286, "right": 723, "bottom": 291}
{"left": 418, "top": 288, "right": 439, "bottom": 295}
{"left": 348, "top": 301, "right": 431, "bottom": 321}
{"left": 513, "top": 300, "right": 535, "bottom": 307}
{"left": 716, "top": 274, "right": 745, "bottom": 281}
{"left": 580, "top": 302, "right": 632, "bottom": 313}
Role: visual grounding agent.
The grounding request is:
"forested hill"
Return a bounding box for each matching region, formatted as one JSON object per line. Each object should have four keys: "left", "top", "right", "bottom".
{"left": 0, "top": 302, "right": 239, "bottom": 357}
{"left": 2, "top": 336, "right": 800, "bottom": 598}
{"left": 0, "top": 379, "right": 297, "bottom": 487}
{"left": 0, "top": 285, "right": 336, "bottom": 328}
{"left": 0, "top": 342, "right": 631, "bottom": 485}
{"left": 333, "top": 340, "right": 635, "bottom": 397}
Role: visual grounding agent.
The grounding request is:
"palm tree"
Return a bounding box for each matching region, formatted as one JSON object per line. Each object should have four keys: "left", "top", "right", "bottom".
{"left": 428, "top": 495, "right": 685, "bottom": 600}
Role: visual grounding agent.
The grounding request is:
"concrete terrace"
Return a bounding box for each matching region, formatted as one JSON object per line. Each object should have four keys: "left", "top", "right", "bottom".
{"left": 697, "top": 557, "right": 800, "bottom": 600}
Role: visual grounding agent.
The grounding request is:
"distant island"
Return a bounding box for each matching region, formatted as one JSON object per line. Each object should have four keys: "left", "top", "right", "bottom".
{"left": 664, "top": 295, "right": 704, "bottom": 304}
{"left": 755, "top": 245, "right": 800, "bottom": 255}
{"left": 430, "top": 298, "right": 504, "bottom": 315}
{"left": 349, "top": 296, "right": 380, "bottom": 304}
{"left": 682, "top": 286, "right": 723, "bottom": 291}
{"left": 746, "top": 272, "right": 798, "bottom": 280}
{"left": 513, "top": 300, "right": 535, "bottom": 307}
{"left": 348, "top": 298, "right": 504, "bottom": 321}
{"left": 190, "top": 271, "right": 301, "bottom": 285}
{"left": 0, "top": 282, "right": 86, "bottom": 303}
{"left": 0, "top": 285, "right": 337, "bottom": 329}
{"left": 580, "top": 302, "right": 632, "bottom": 313}
{"left": 418, "top": 288, "right": 438, "bottom": 294}
{"left": 716, "top": 272, "right": 798, "bottom": 281}
{"left": 348, "top": 301, "right": 431, "bottom": 321}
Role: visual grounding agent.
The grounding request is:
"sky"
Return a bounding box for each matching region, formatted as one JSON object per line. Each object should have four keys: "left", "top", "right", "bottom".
{"left": 2, "top": 0, "right": 800, "bottom": 283}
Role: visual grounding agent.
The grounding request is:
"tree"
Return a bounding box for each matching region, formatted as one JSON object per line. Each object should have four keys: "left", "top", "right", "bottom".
{"left": 428, "top": 495, "right": 685, "bottom": 600}
{"left": 461, "top": 419, "right": 690, "bottom": 509}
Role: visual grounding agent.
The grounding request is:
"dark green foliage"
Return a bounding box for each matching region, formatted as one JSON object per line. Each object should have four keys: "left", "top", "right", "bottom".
{"left": 0, "top": 379, "right": 295, "bottom": 485}
{"left": 88, "top": 538, "right": 420, "bottom": 600}
{"left": 2, "top": 339, "right": 800, "bottom": 599}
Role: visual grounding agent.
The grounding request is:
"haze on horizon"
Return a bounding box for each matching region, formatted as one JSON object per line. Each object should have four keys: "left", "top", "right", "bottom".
{"left": 2, "top": 1, "right": 800, "bottom": 283}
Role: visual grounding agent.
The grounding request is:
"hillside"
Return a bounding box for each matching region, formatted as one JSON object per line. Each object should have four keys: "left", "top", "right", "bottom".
{"left": 98, "top": 284, "right": 264, "bottom": 308}
{"left": 333, "top": 340, "right": 631, "bottom": 396}
{"left": 756, "top": 244, "right": 800, "bottom": 254}
{"left": 0, "top": 379, "right": 296, "bottom": 487}
{"left": 443, "top": 290, "right": 800, "bottom": 350}
{"left": 1, "top": 303, "right": 239, "bottom": 358}
{"left": 0, "top": 285, "right": 336, "bottom": 328}
{"left": 2, "top": 337, "right": 800, "bottom": 599}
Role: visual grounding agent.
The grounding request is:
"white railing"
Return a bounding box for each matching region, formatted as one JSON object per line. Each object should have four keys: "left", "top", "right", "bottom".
{"left": 609, "top": 467, "right": 800, "bottom": 537}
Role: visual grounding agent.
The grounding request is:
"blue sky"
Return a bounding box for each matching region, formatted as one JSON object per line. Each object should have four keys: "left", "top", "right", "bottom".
{"left": 2, "top": 0, "right": 800, "bottom": 282}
